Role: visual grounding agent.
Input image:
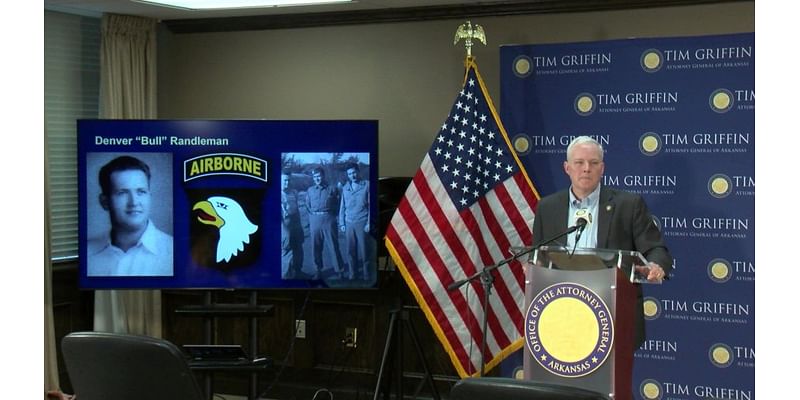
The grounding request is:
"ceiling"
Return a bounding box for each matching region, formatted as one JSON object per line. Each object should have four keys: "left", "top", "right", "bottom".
{"left": 43, "top": 0, "right": 532, "bottom": 20}
{"left": 44, "top": 0, "right": 744, "bottom": 33}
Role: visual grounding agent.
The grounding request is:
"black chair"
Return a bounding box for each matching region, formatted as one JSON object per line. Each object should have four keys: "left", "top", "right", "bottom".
{"left": 61, "top": 331, "right": 206, "bottom": 400}
{"left": 451, "top": 377, "right": 608, "bottom": 400}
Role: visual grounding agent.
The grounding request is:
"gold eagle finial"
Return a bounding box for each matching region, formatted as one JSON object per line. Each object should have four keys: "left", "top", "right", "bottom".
{"left": 454, "top": 20, "right": 486, "bottom": 60}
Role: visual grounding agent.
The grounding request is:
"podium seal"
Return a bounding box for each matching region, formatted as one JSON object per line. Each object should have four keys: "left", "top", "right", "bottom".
{"left": 524, "top": 282, "right": 614, "bottom": 377}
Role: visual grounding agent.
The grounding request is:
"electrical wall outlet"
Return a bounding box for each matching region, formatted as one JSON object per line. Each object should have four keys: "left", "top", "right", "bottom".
{"left": 345, "top": 327, "right": 357, "bottom": 348}
{"left": 295, "top": 319, "right": 306, "bottom": 339}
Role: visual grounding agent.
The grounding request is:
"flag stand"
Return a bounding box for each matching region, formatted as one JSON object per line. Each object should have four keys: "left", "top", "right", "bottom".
{"left": 372, "top": 298, "right": 441, "bottom": 400}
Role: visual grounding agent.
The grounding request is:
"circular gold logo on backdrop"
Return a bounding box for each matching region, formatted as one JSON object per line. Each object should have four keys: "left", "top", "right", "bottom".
{"left": 710, "top": 89, "right": 734, "bottom": 113}
{"left": 575, "top": 93, "right": 596, "bottom": 116}
{"left": 513, "top": 134, "right": 531, "bottom": 155}
{"left": 641, "top": 49, "right": 664, "bottom": 73}
{"left": 643, "top": 297, "right": 661, "bottom": 320}
{"left": 708, "top": 258, "right": 732, "bottom": 283}
{"left": 514, "top": 56, "right": 533, "bottom": 78}
{"left": 524, "top": 283, "right": 613, "bottom": 378}
{"left": 639, "top": 132, "right": 663, "bottom": 156}
{"left": 708, "top": 174, "right": 732, "bottom": 198}
{"left": 640, "top": 379, "right": 664, "bottom": 400}
{"left": 709, "top": 343, "right": 734, "bottom": 368}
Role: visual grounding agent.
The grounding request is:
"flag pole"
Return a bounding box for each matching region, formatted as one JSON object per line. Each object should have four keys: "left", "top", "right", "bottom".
{"left": 452, "top": 20, "right": 492, "bottom": 377}
{"left": 388, "top": 19, "right": 537, "bottom": 378}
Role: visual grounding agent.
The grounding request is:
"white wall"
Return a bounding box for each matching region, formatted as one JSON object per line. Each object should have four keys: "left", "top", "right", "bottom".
{"left": 157, "top": 2, "right": 754, "bottom": 177}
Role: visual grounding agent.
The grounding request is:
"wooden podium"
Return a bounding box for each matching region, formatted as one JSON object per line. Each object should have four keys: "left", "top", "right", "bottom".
{"left": 517, "top": 246, "right": 655, "bottom": 400}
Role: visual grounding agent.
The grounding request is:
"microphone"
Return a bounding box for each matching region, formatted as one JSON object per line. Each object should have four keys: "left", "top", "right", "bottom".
{"left": 573, "top": 209, "right": 592, "bottom": 244}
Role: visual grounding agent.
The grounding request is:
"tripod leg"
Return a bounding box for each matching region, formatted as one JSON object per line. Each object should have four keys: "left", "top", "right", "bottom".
{"left": 404, "top": 310, "right": 441, "bottom": 400}
{"left": 396, "top": 313, "right": 403, "bottom": 400}
{"left": 373, "top": 311, "right": 398, "bottom": 400}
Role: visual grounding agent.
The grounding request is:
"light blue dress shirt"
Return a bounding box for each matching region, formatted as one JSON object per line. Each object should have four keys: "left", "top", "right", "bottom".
{"left": 567, "top": 184, "right": 601, "bottom": 249}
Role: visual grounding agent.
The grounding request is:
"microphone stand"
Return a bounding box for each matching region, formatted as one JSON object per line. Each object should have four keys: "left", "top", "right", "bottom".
{"left": 570, "top": 223, "right": 587, "bottom": 257}
{"left": 446, "top": 223, "right": 581, "bottom": 376}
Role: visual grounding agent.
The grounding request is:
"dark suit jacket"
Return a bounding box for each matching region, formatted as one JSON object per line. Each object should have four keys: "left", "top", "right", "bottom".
{"left": 531, "top": 186, "right": 673, "bottom": 348}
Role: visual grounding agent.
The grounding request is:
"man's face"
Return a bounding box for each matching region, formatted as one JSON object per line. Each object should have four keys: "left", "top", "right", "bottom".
{"left": 101, "top": 169, "right": 151, "bottom": 232}
{"left": 282, "top": 174, "right": 290, "bottom": 191}
{"left": 313, "top": 172, "right": 323, "bottom": 186}
{"left": 346, "top": 168, "right": 359, "bottom": 183}
{"left": 563, "top": 143, "right": 604, "bottom": 197}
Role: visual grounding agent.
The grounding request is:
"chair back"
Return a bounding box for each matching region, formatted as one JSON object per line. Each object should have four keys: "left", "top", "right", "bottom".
{"left": 61, "top": 331, "right": 205, "bottom": 400}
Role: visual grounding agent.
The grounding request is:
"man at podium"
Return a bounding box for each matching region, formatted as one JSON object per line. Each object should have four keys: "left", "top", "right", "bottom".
{"left": 531, "top": 135, "right": 673, "bottom": 348}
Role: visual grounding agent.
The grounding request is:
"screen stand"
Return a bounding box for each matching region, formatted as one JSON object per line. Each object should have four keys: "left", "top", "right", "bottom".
{"left": 175, "top": 290, "right": 274, "bottom": 400}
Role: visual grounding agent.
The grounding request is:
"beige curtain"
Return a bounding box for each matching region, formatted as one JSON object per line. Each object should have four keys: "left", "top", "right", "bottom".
{"left": 94, "top": 13, "right": 162, "bottom": 337}
{"left": 45, "top": 137, "right": 61, "bottom": 394}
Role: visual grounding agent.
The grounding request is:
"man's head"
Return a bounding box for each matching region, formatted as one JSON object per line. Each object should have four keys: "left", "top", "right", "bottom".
{"left": 281, "top": 172, "right": 291, "bottom": 191}
{"left": 564, "top": 136, "right": 605, "bottom": 198}
{"left": 311, "top": 167, "right": 325, "bottom": 187}
{"left": 98, "top": 156, "right": 152, "bottom": 233}
{"left": 345, "top": 163, "right": 360, "bottom": 183}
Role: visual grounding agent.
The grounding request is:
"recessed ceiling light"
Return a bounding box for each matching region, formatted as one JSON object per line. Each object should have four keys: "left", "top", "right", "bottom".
{"left": 132, "top": 0, "right": 354, "bottom": 11}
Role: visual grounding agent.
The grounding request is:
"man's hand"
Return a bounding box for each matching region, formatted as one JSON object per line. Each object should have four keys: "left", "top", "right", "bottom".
{"left": 47, "top": 390, "right": 77, "bottom": 400}
{"left": 635, "top": 262, "right": 666, "bottom": 282}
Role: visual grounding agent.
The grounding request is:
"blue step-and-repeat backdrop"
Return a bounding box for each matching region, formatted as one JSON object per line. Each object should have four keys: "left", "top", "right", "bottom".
{"left": 498, "top": 33, "right": 754, "bottom": 399}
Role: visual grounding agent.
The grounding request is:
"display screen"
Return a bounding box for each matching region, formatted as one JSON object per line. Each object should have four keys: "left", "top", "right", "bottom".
{"left": 78, "top": 120, "right": 379, "bottom": 289}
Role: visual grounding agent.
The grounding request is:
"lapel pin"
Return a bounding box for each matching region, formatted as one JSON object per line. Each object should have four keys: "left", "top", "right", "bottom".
{"left": 606, "top": 204, "right": 612, "bottom": 212}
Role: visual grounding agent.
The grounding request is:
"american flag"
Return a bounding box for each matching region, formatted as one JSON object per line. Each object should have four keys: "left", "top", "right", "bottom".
{"left": 385, "top": 60, "right": 540, "bottom": 377}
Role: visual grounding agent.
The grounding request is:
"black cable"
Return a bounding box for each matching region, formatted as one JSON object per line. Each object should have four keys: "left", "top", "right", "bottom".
{"left": 569, "top": 235, "right": 580, "bottom": 257}
{"left": 326, "top": 344, "right": 355, "bottom": 389}
{"left": 258, "top": 289, "right": 312, "bottom": 399}
{"left": 311, "top": 388, "right": 334, "bottom": 400}
{"left": 308, "top": 348, "right": 341, "bottom": 400}
{"left": 323, "top": 334, "right": 343, "bottom": 387}
{"left": 321, "top": 311, "right": 366, "bottom": 399}
{"left": 353, "top": 317, "right": 377, "bottom": 400}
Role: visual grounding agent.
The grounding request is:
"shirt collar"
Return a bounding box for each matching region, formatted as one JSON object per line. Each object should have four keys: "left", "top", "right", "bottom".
{"left": 138, "top": 220, "right": 162, "bottom": 254}
{"left": 102, "top": 220, "right": 161, "bottom": 255}
{"left": 569, "top": 184, "right": 601, "bottom": 208}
